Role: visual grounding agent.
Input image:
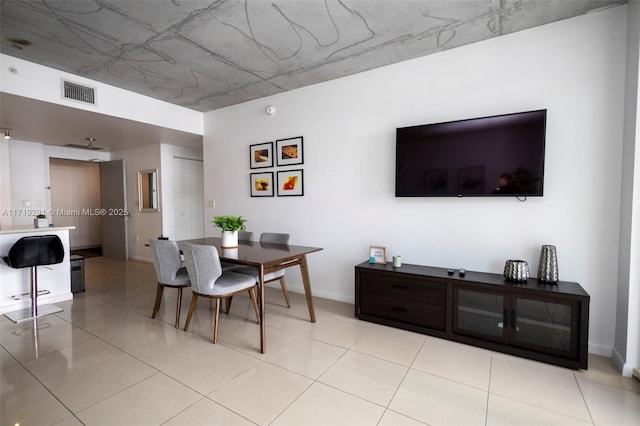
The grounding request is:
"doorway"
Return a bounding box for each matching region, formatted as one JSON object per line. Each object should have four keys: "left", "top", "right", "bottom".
{"left": 173, "top": 157, "right": 204, "bottom": 240}
{"left": 49, "top": 158, "right": 128, "bottom": 259}
{"left": 49, "top": 158, "right": 102, "bottom": 254}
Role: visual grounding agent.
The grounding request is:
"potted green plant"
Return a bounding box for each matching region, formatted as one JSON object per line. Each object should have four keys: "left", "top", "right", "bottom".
{"left": 34, "top": 213, "right": 49, "bottom": 228}
{"left": 212, "top": 215, "right": 247, "bottom": 248}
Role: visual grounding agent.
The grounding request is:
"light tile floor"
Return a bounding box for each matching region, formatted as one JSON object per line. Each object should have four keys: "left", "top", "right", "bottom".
{"left": 1, "top": 257, "right": 640, "bottom": 426}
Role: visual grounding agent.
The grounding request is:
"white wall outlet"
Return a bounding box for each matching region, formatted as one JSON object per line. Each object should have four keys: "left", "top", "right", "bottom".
{"left": 22, "top": 200, "right": 31, "bottom": 207}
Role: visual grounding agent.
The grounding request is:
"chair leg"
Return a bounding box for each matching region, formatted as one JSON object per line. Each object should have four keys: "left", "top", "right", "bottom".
{"left": 151, "top": 284, "right": 164, "bottom": 319}
{"left": 213, "top": 298, "right": 221, "bottom": 344}
{"left": 279, "top": 277, "right": 291, "bottom": 308}
{"left": 248, "top": 287, "right": 260, "bottom": 324}
{"left": 175, "top": 287, "right": 183, "bottom": 328}
{"left": 183, "top": 294, "right": 199, "bottom": 332}
{"left": 225, "top": 296, "right": 233, "bottom": 314}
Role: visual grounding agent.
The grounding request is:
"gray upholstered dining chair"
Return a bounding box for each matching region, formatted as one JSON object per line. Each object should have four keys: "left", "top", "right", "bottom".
{"left": 149, "top": 239, "right": 191, "bottom": 328}
{"left": 238, "top": 231, "right": 254, "bottom": 242}
{"left": 231, "top": 232, "right": 292, "bottom": 310}
{"left": 181, "top": 242, "right": 260, "bottom": 344}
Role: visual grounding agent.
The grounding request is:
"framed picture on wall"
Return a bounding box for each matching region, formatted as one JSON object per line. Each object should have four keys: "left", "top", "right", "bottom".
{"left": 250, "top": 172, "right": 274, "bottom": 197}
{"left": 250, "top": 142, "right": 274, "bottom": 169}
{"left": 277, "top": 169, "right": 303, "bottom": 196}
{"left": 276, "top": 136, "right": 303, "bottom": 166}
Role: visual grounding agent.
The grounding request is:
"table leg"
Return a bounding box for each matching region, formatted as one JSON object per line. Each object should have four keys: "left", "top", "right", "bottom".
{"left": 259, "top": 265, "right": 266, "bottom": 353}
{"left": 299, "top": 255, "right": 316, "bottom": 323}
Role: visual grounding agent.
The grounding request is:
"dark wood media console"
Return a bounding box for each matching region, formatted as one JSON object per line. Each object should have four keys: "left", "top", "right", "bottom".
{"left": 355, "top": 261, "right": 590, "bottom": 369}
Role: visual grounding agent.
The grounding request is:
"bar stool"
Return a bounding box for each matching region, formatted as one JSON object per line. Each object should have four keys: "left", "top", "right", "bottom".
{"left": 3, "top": 235, "right": 65, "bottom": 323}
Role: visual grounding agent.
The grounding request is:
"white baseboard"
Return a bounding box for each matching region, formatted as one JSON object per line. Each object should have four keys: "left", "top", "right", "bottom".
{"left": 588, "top": 342, "right": 612, "bottom": 357}
{"left": 612, "top": 346, "right": 635, "bottom": 376}
{"left": 283, "top": 284, "right": 353, "bottom": 304}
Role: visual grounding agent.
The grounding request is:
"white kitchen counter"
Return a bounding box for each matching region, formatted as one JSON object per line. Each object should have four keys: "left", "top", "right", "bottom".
{"left": 0, "top": 226, "right": 76, "bottom": 314}
{"left": 0, "top": 225, "right": 76, "bottom": 235}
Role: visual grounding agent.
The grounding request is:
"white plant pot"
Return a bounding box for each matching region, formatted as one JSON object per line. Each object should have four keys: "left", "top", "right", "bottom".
{"left": 34, "top": 218, "right": 49, "bottom": 228}
{"left": 221, "top": 230, "right": 238, "bottom": 248}
{"left": 221, "top": 247, "right": 238, "bottom": 259}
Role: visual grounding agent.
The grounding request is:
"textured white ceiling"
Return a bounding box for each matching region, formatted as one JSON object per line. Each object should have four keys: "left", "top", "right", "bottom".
{"left": 0, "top": 0, "right": 626, "bottom": 112}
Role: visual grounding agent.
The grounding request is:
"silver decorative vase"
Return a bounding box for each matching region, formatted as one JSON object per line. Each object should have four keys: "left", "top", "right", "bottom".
{"left": 538, "top": 245, "right": 558, "bottom": 283}
{"left": 504, "top": 260, "right": 530, "bottom": 282}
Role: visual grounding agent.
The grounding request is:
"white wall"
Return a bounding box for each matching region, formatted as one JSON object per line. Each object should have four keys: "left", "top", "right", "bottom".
{"left": 45, "top": 145, "right": 110, "bottom": 163}
{"left": 7, "top": 140, "right": 47, "bottom": 226}
{"left": 203, "top": 6, "right": 627, "bottom": 356}
{"left": 615, "top": 0, "right": 640, "bottom": 376}
{"left": 109, "top": 143, "right": 204, "bottom": 262}
{"left": 160, "top": 144, "right": 204, "bottom": 240}
{"left": 0, "top": 139, "right": 12, "bottom": 229}
{"left": 111, "top": 145, "right": 162, "bottom": 262}
{"left": 0, "top": 54, "right": 202, "bottom": 136}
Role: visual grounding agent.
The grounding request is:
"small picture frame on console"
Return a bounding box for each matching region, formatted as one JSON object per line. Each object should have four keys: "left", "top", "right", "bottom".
{"left": 369, "top": 246, "right": 386, "bottom": 264}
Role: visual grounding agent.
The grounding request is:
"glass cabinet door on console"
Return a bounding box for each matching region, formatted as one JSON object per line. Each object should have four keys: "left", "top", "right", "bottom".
{"left": 453, "top": 285, "right": 580, "bottom": 360}
{"left": 453, "top": 287, "right": 507, "bottom": 343}
{"left": 509, "top": 295, "right": 579, "bottom": 360}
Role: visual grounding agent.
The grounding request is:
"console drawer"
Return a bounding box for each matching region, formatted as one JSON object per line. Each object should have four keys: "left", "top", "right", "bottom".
{"left": 359, "top": 271, "right": 446, "bottom": 305}
{"left": 360, "top": 293, "right": 446, "bottom": 330}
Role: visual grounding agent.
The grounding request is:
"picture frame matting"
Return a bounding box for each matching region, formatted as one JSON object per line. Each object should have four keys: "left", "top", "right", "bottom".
{"left": 276, "top": 136, "right": 303, "bottom": 166}
{"left": 250, "top": 142, "right": 274, "bottom": 169}
{"left": 277, "top": 169, "right": 304, "bottom": 196}
{"left": 250, "top": 171, "right": 275, "bottom": 197}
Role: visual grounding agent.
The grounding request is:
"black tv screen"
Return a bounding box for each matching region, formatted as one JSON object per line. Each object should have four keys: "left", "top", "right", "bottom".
{"left": 395, "top": 109, "right": 547, "bottom": 197}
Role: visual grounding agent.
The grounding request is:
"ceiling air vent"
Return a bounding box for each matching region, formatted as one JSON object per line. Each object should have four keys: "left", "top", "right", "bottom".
{"left": 61, "top": 79, "right": 96, "bottom": 105}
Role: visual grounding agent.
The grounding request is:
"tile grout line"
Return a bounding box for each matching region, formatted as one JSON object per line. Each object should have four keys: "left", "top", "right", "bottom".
{"left": 268, "top": 328, "right": 364, "bottom": 425}
{"left": 377, "top": 336, "right": 431, "bottom": 426}
{"left": 485, "top": 354, "right": 494, "bottom": 426}
{"left": 573, "top": 371, "right": 596, "bottom": 425}
{"left": 0, "top": 318, "right": 89, "bottom": 425}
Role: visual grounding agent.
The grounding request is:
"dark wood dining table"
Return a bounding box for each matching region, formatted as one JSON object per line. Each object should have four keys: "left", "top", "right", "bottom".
{"left": 178, "top": 237, "right": 323, "bottom": 353}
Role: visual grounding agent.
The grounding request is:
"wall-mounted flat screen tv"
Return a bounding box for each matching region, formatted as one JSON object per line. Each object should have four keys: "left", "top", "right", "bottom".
{"left": 395, "top": 109, "right": 547, "bottom": 197}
